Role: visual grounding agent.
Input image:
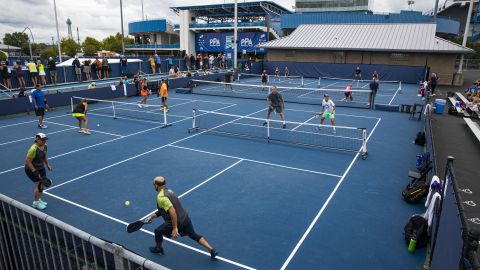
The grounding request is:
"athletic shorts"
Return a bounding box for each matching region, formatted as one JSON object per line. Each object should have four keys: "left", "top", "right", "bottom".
{"left": 154, "top": 220, "right": 202, "bottom": 243}
{"left": 75, "top": 67, "right": 81, "bottom": 75}
{"left": 268, "top": 106, "right": 283, "bottom": 114}
{"left": 30, "top": 72, "right": 38, "bottom": 78}
{"left": 50, "top": 70, "right": 57, "bottom": 77}
{"left": 25, "top": 167, "right": 46, "bottom": 183}
{"left": 161, "top": 97, "right": 167, "bottom": 102}
{"left": 35, "top": 108, "right": 45, "bottom": 117}
{"left": 72, "top": 113, "right": 85, "bottom": 118}
{"left": 103, "top": 66, "right": 109, "bottom": 71}
{"left": 156, "top": 63, "right": 161, "bottom": 69}
{"left": 322, "top": 111, "right": 335, "bottom": 119}
{"left": 83, "top": 67, "right": 91, "bottom": 74}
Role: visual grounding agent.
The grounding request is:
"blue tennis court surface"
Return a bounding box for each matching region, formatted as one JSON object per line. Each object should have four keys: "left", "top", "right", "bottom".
{"left": 0, "top": 88, "right": 426, "bottom": 269}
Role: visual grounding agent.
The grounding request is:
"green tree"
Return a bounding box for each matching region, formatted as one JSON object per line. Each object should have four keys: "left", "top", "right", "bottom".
{"left": 3, "top": 32, "right": 31, "bottom": 55}
{"left": 82, "top": 36, "right": 102, "bottom": 56}
{"left": 60, "top": 38, "right": 80, "bottom": 57}
{"left": 102, "top": 33, "right": 133, "bottom": 54}
{"left": 0, "top": 51, "right": 7, "bottom": 62}
{"left": 40, "top": 47, "right": 57, "bottom": 60}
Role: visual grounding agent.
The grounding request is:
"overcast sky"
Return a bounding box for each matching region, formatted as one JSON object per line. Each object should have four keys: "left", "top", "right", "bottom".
{"left": 0, "top": 0, "right": 440, "bottom": 44}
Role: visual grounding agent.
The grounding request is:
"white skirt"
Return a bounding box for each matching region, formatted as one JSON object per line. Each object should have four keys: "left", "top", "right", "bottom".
{"left": 39, "top": 71, "right": 46, "bottom": 76}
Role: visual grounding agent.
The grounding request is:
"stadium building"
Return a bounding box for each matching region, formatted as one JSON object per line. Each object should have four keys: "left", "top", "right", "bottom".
{"left": 126, "top": 18, "right": 180, "bottom": 55}
{"left": 295, "top": 0, "right": 371, "bottom": 12}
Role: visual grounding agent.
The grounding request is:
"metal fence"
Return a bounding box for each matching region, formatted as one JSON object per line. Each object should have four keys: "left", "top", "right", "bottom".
{"left": 455, "top": 59, "right": 480, "bottom": 71}
{"left": 0, "top": 193, "right": 169, "bottom": 270}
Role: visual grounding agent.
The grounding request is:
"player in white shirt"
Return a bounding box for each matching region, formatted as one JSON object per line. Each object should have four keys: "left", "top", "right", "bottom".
{"left": 316, "top": 94, "right": 336, "bottom": 133}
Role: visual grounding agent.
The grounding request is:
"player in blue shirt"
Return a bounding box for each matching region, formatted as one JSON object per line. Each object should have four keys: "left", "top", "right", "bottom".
{"left": 31, "top": 84, "right": 48, "bottom": 129}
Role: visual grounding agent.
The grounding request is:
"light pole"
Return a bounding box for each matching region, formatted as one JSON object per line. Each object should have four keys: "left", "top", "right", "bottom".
{"left": 21, "top": 27, "right": 34, "bottom": 61}
{"left": 120, "top": 0, "right": 126, "bottom": 55}
{"left": 233, "top": 0, "right": 238, "bottom": 69}
{"left": 458, "top": 0, "right": 474, "bottom": 74}
{"left": 53, "top": 0, "right": 63, "bottom": 62}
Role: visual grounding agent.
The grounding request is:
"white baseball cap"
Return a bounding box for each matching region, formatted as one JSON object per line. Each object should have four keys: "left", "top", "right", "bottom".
{"left": 36, "top": 133, "right": 48, "bottom": 140}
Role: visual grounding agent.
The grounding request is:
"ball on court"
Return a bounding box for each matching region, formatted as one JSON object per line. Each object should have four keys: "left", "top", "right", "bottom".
{"left": 124, "top": 201, "right": 130, "bottom": 206}
{"left": 97, "top": 124, "right": 100, "bottom": 127}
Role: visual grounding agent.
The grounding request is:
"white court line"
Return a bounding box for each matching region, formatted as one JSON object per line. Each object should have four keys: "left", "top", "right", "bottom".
{"left": 43, "top": 191, "right": 256, "bottom": 270}
{"left": 279, "top": 117, "right": 382, "bottom": 270}
{"left": 169, "top": 145, "right": 342, "bottom": 178}
{"left": 0, "top": 104, "right": 238, "bottom": 176}
{"left": 291, "top": 116, "right": 316, "bottom": 131}
{"left": 0, "top": 113, "right": 73, "bottom": 129}
{"left": 46, "top": 107, "right": 267, "bottom": 191}
{"left": 388, "top": 88, "right": 401, "bottom": 105}
{"left": 140, "top": 159, "right": 245, "bottom": 220}
{"left": 285, "top": 108, "right": 381, "bottom": 120}
{"left": 0, "top": 127, "right": 77, "bottom": 146}
{"left": 44, "top": 120, "right": 124, "bottom": 137}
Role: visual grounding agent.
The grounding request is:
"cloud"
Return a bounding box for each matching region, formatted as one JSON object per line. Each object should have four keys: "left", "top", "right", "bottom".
{"left": 0, "top": 0, "right": 438, "bottom": 44}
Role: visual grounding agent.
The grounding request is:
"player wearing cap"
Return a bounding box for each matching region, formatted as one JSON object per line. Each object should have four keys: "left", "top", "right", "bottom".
{"left": 317, "top": 94, "right": 336, "bottom": 133}
{"left": 261, "top": 70, "right": 268, "bottom": 86}
{"left": 31, "top": 84, "right": 48, "bottom": 129}
{"left": 263, "top": 86, "right": 286, "bottom": 128}
{"left": 25, "top": 133, "right": 52, "bottom": 210}
{"left": 145, "top": 176, "right": 218, "bottom": 259}
{"left": 72, "top": 98, "right": 91, "bottom": 134}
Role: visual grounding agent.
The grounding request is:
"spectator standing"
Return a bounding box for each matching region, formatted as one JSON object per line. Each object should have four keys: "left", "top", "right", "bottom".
{"left": 14, "top": 62, "right": 26, "bottom": 88}
{"left": 196, "top": 54, "right": 202, "bottom": 70}
{"left": 155, "top": 54, "right": 162, "bottom": 73}
{"left": 203, "top": 54, "right": 209, "bottom": 70}
{"left": 149, "top": 56, "right": 156, "bottom": 74}
{"left": 120, "top": 55, "right": 128, "bottom": 76}
{"left": 83, "top": 59, "right": 92, "bottom": 81}
{"left": 47, "top": 57, "right": 57, "bottom": 85}
{"left": 429, "top": 73, "right": 439, "bottom": 96}
{"left": 102, "top": 57, "right": 109, "bottom": 78}
{"left": 190, "top": 54, "right": 195, "bottom": 71}
{"left": 217, "top": 54, "right": 223, "bottom": 69}
{"left": 94, "top": 57, "right": 102, "bottom": 79}
{"left": 184, "top": 54, "right": 191, "bottom": 71}
{"left": 167, "top": 56, "right": 173, "bottom": 70}
{"left": 209, "top": 54, "right": 214, "bottom": 69}
{"left": 72, "top": 56, "right": 82, "bottom": 81}
{"left": 0, "top": 62, "right": 11, "bottom": 89}
{"left": 26, "top": 60, "right": 38, "bottom": 86}
{"left": 37, "top": 60, "right": 47, "bottom": 85}
{"left": 221, "top": 54, "right": 226, "bottom": 69}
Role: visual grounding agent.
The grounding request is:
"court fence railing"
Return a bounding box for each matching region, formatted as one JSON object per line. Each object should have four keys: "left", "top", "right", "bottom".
{"left": 0, "top": 193, "right": 170, "bottom": 270}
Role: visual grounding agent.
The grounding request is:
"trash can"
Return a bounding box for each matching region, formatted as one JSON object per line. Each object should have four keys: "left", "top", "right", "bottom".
{"left": 435, "top": 99, "right": 447, "bottom": 114}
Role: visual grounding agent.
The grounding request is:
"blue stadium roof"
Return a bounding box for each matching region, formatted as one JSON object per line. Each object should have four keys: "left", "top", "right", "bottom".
{"left": 281, "top": 11, "right": 433, "bottom": 29}
{"left": 171, "top": 1, "right": 291, "bottom": 16}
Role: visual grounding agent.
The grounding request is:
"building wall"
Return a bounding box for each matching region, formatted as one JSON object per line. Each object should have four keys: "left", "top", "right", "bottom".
{"left": 266, "top": 49, "right": 458, "bottom": 84}
{"left": 295, "top": 0, "right": 370, "bottom": 12}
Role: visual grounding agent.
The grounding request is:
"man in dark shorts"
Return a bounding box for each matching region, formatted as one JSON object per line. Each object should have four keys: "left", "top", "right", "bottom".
{"left": 355, "top": 66, "right": 362, "bottom": 80}
{"left": 369, "top": 79, "right": 379, "bottom": 108}
{"left": 145, "top": 176, "right": 218, "bottom": 258}
{"left": 31, "top": 84, "right": 48, "bottom": 129}
{"left": 25, "top": 133, "right": 52, "bottom": 210}
{"left": 47, "top": 57, "right": 57, "bottom": 85}
{"left": 224, "top": 71, "right": 233, "bottom": 91}
{"left": 263, "top": 86, "right": 286, "bottom": 128}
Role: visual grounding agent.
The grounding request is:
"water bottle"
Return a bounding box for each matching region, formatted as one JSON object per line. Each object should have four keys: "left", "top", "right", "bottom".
{"left": 416, "top": 154, "right": 422, "bottom": 169}
{"left": 408, "top": 232, "right": 417, "bottom": 253}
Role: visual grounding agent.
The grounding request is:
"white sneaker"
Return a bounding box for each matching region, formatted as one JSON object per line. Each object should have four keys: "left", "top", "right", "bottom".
{"left": 39, "top": 199, "right": 48, "bottom": 206}
{"left": 138, "top": 104, "right": 142, "bottom": 108}
{"left": 32, "top": 201, "right": 47, "bottom": 210}
{"left": 40, "top": 124, "right": 48, "bottom": 129}
{"left": 78, "top": 129, "right": 85, "bottom": 133}
{"left": 83, "top": 130, "right": 91, "bottom": 135}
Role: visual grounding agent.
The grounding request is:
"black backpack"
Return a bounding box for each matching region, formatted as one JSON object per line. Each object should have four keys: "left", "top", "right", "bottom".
{"left": 402, "top": 178, "right": 429, "bottom": 204}
{"left": 414, "top": 132, "right": 425, "bottom": 146}
{"left": 404, "top": 215, "right": 429, "bottom": 249}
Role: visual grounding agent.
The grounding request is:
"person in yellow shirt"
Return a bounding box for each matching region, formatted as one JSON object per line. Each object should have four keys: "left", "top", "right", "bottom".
{"left": 37, "top": 60, "right": 47, "bottom": 86}
{"left": 159, "top": 79, "right": 169, "bottom": 112}
{"left": 149, "top": 56, "right": 155, "bottom": 74}
{"left": 26, "top": 60, "right": 38, "bottom": 86}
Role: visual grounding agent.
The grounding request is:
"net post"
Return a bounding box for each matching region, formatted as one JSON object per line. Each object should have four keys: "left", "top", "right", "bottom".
{"left": 162, "top": 106, "right": 168, "bottom": 127}
{"left": 237, "top": 73, "right": 240, "bottom": 82}
{"left": 192, "top": 109, "right": 196, "bottom": 129}
{"left": 70, "top": 97, "right": 74, "bottom": 113}
{"left": 398, "top": 81, "right": 402, "bottom": 94}
{"left": 356, "top": 79, "right": 360, "bottom": 88}
{"left": 301, "top": 76, "right": 304, "bottom": 87}
{"left": 112, "top": 101, "right": 116, "bottom": 119}
{"left": 267, "top": 75, "right": 270, "bottom": 84}
{"left": 361, "top": 128, "right": 367, "bottom": 159}
{"left": 267, "top": 119, "right": 270, "bottom": 142}
{"left": 318, "top": 77, "right": 321, "bottom": 87}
